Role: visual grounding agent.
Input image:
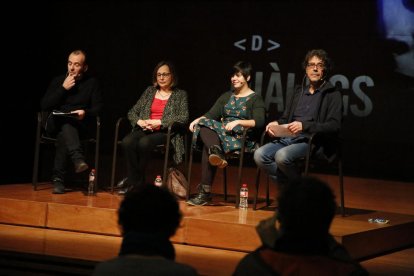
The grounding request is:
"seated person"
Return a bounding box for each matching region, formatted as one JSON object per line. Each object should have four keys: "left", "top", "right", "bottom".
{"left": 254, "top": 49, "right": 342, "bottom": 188}
{"left": 119, "top": 60, "right": 189, "bottom": 194}
{"left": 92, "top": 184, "right": 198, "bottom": 276}
{"left": 40, "top": 49, "right": 103, "bottom": 194}
{"left": 233, "top": 176, "right": 368, "bottom": 276}
{"left": 186, "top": 61, "right": 265, "bottom": 206}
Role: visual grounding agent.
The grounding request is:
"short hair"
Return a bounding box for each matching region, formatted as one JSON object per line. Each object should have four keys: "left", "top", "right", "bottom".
{"left": 302, "top": 49, "right": 332, "bottom": 76}
{"left": 152, "top": 60, "right": 178, "bottom": 89}
{"left": 231, "top": 61, "right": 253, "bottom": 83}
{"left": 69, "top": 49, "right": 87, "bottom": 65}
{"left": 118, "top": 184, "right": 182, "bottom": 238}
{"left": 277, "top": 176, "right": 337, "bottom": 237}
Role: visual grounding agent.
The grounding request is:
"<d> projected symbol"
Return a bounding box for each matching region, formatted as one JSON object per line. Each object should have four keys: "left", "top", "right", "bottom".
{"left": 234, "top": 35, "right": 280, "bottom": 51}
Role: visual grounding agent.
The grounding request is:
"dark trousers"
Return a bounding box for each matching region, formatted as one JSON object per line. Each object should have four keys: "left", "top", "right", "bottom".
{"left": 121, "top": 129, "right": 167, "bottom": 188}
{"left": 46, "top": 116, "right": 90, "bottom": 181}
{"left": 199, "top": 127, "right": 221, "bottom": 186}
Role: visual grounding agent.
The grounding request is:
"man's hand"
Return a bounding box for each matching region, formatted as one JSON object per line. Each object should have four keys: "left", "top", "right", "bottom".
{"left": 71, "top": 110, "right": 85, "bottom": 120}
{"left": 287, "top": 121, "right": 303, "bottom": 135}
{"left": 266, "top": 121, "right": 279, "bottom": 137}
{"left": 63, "top": 74, "right": 76, "bottom": 90}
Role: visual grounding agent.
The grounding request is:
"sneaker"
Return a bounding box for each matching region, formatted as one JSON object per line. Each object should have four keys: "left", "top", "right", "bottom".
{"left": 74, "top": 160, "right": 89, "bottom": 173}
{"left": 186, "top": 184, "right": 212, "bottom": 206}
{"left": 52, "top": 177, "right": 65, "bottom": 194}
{"left": 208, "top": 145, "right": 228, "bottom": 168}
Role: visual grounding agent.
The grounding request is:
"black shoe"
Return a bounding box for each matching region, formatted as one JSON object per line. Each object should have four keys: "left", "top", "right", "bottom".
{"left": 74, "top": 160, "right": 89, "bottom": 173}
{"left": 186, "top": 184, "right": 212, "bottom": 206}
{"left": 117, "top": 177, "right": 128, "bottom": 189}
{"left": 52, "top": 178, "right": 65, "bottom": 194}
{"left": 208, "top": 145, "right": 228, "bottom": 168}
{"left": 118, "top": 184, "right": 133, "bottom": 195}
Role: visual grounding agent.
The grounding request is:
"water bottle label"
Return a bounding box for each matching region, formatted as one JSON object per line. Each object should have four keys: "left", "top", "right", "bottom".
{"left": 368, "top": 218, "right": 389, "bottom": 224}
{"left": 240, "top": 191, "right": 248, "bottom": 197}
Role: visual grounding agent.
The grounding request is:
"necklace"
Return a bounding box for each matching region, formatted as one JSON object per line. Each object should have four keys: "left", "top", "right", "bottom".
{"left": 157, "top": 90, "right": 171, "bottom": 100}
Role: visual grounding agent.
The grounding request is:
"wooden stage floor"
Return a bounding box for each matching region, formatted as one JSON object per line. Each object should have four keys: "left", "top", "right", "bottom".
{"left": 0, "top": 181, "right": 414, "bottom": 275}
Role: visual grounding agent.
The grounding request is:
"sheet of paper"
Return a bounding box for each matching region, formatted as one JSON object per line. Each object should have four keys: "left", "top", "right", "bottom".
{"left": 52, "top": 110, "right": 79, "bottom": 118}
{"left": 269, "top": 124, "right": 296, "bottom": 137}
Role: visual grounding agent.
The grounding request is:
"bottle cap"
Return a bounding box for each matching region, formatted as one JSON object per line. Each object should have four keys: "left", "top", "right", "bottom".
{"left": 242, "top": 183, "right": 247, "bottom": 187}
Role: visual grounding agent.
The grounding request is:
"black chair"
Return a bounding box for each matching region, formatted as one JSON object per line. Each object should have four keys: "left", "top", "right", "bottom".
{"left": 187, "top": 128, "right": 260, "bottom": 208}
{"left": 32, "top": 111, "right": 101, "bottom": 191}
{"left": 253, "top": 132, "right": 345, "bottom": 216}
{"left": 110, "top": 117, "right": 188, "bottom": 193}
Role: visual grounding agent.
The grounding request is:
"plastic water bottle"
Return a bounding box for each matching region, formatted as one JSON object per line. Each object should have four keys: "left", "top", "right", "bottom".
{"left": 154, "top": 175, "right": 163, "bottom": 187}
{"left": 88, "top": 169, "right": 96, "bottom": 195}
{"left": 239, "top": 183, "right": 248, "bottom": 209}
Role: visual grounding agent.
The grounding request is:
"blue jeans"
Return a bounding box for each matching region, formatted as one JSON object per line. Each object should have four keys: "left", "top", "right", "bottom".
{"left": 254, "top": 136, "right": 309, "bottom": 183}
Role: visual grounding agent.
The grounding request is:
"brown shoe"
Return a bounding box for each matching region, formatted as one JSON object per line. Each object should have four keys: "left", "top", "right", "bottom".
{"left": 208, "top": 145, "right": 228, "bottom": 168}
{"left": 74, "top": 160, "right": 89, "bottom": 173}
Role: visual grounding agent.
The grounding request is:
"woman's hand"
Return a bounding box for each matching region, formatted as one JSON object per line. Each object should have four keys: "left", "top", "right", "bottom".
{"left": 137, "top": 119, "right": 148, "bottom": 129}
{"left": 145, "top": 119, "right": 161, "bottom": 130}
{"left": 189, "top": 117, "right": 204, "bottom": 132}
{"left": 224, "top": 120, "right": 239, "bottom": 131}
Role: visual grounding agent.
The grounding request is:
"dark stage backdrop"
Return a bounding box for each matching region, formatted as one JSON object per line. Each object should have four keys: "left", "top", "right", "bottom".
{"left": 3, "top": 0, "right": 414, "bottom": 184}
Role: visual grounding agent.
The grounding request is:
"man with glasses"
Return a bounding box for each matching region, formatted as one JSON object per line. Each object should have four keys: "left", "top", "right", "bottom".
{"left": 254, "top": 49, "right": 342, "bottom": 187}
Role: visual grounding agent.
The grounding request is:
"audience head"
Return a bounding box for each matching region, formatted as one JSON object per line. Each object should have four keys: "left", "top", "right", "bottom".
{"left": 231, "top": 61, "right": 253, "bottom": 83}
{"left": 152, "top": 60, "right": 178, "bottom": 89}
{"left": 118, "top": 184, "right": 182, "bottom": 239}
{"left": 277, "top": 176, "right": 337, "bottom": 237}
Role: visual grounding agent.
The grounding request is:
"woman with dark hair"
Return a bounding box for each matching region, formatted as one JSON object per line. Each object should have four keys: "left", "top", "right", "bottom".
{"left": 186, "top": 61, "right": 265, "bottom": 206}
{"left": 119, "top": 61, "right": 189, "bottom": 194}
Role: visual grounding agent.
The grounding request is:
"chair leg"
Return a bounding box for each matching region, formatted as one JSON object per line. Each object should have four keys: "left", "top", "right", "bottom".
{"left": 236, "top": 152, "right": 244, "bottom": 208}
{"left": 94, "top": 142, "right": 100, "bottom": 194}
{"left": 253, "top": 168, "right": 261, "bottom": 210}
{"left": 266, "top": 176, "right": 270, "bottom": 206}
{"left": 223, "top": 167, "right": 228, "bottom": 202}
{"left": 186, "top": 145, "right": 194, "bottom": 201}
{"left": 110, "top": 142, "right": 119, "bottom": 194}
{"left": 94, "top": 120, "right": 100, "bottom": 193}
{"left": 162, "top": 147, "right": 169, "bottom": 188}
{"left": 32, "top": 113, "right": 42, "bottom": 191}
{"left": 339, "top": 158, "right": 345, "bottom": 216}
{"left": 32, "top": 140, "right": 41, "bottom": 191}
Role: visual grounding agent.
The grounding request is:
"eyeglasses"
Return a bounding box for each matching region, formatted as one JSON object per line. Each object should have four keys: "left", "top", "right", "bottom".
{"left": 306, "top": 63, "right": 325, "bottom": 70}
{"left": 157, "top": 73, "right": 171, "bottom": 78}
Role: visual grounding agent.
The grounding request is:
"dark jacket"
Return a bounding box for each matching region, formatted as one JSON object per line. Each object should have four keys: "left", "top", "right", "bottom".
{"left": 278, "top": 82, "right": 342, "bottom": 158}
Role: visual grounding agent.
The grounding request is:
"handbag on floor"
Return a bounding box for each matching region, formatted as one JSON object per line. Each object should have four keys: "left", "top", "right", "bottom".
{"left": 167, "top": 167, "right": 188, "bottom": 199}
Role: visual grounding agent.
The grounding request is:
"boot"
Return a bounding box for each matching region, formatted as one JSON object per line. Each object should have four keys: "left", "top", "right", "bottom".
{"left": 208, "top": 145, "right": 228, "bottom": 168}
{"left": 52, "top": 177, "right": 65, "bottom": 194}
{"left": 186, "top": 184, "right": 212, "bottom": 206}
